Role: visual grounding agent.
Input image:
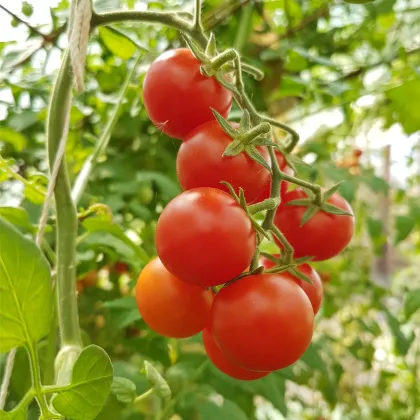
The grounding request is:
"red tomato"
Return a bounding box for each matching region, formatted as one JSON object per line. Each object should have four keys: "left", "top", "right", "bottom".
{"left": 274, "top": 189, "right": 354, "bottom": 261}
{"left": 142, "top": 48, "right": 232, "bottom": 140}
{"left": 177, "top": 120, "right": 271, "bottom": 203}
{"left": 135, "top": 258, "right": 214, "bottom": 338}
{"left": 260, "top": 150, "right": 293, "bottom": 199}
{"left": 202, "top": 327, "right": 270, "bottom": 380}
{"left": 259, "top": 256, "right": 323, "bottom": 315}
{"left": 211, "top": 273, "right": 314, "bottom": 371}
{"left": 156, "top": 188, "right": 256, "bottom": 287}
{"left": 114, "top": 261, "right": 129, "bottom": 274}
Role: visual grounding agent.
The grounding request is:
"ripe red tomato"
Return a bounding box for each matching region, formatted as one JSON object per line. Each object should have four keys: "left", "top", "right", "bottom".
{"left": 135, "top": 258, "right": 214, "bottom": 338}
{"left": 113, "top": 261, "right": 129, "bottom": 274}
{"left": 260, "top": 150, "right": 293, "bottom": 199}
{"left": 202, "top": 327, "right": 270, "bottom": 380}
{"left": 274, "top": 189, "right": 354, "bottom": 261}
{"left": 156, "top": 188, "right": 256, "bottom": 287}
{"left": 259, "top": 256, "right": 323, "bottom": 315}
{"left": 142, "top": 48, "right": 232, "bottom": 140}
{"left": 177, "top": 120, "right": 271, "bottom": 203}
{"left": 211, "top": 273, "right": 314, "bottom": 371}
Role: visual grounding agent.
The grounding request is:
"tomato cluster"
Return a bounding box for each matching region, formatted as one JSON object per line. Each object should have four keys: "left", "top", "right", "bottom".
{"left": 137, "top": 48, "right": 355, "bottom": 380}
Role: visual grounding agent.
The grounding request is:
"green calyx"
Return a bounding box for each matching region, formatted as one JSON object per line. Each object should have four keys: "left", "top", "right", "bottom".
{"left": 259, "top": 253, "right": 315, "bottom": 284}
{"left": 287, "top": 182, "right": 353, "bottom": 226}
{"left": 211, "top": 109, "right": 274, "bottom": 173}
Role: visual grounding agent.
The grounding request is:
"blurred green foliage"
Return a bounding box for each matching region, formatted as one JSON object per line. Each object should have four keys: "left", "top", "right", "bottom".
{"left": 0, "top": 0, "right": 419, "bottom": 418}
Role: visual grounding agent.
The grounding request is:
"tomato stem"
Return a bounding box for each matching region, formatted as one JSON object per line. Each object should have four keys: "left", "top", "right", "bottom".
{"left": 193, "top": 0, "right": 203, "bottom": 31}
{"left": 91, "top": 10, "right": 208, "bottom": 48}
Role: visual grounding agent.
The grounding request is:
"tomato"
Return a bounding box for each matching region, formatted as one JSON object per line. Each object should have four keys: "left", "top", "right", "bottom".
{"left": 113, "top": 261, "right": 129, "bottom": 274}
{"left": 142, "top": 48, "right": 232, "bottom": 140}
{"left": 259, "top": 256, "right": 323, "bottom": 315}
{"left": 260, "top": 150, "right": 293, "bottom": 199}
{"left": 202, "top": 327, "right": 270, "bottom": 380}
{"left": 177, "top": 120, "right": 270, "bottom": 203}
{"left": 319, "top": 271, "right": 332, "bottom": 284}
{"left": 156, "top": 187, "right": 256, "bottom": 287}
{"left": 274, "top": 189, "right": 354, "bottom": 261}
{"left": 211, "top": 273, "right": 314, "bottom": 371}
{"left": 135, "top": 257, "right": 214, "bottom": 338}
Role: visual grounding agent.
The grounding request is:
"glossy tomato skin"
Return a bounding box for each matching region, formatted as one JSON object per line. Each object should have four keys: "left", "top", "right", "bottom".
{"left": 135, "top": 257, "right": 214, "bottom": 338}
{"left": 142, "top": 49, "right": 232, "bottom": 140}
{"left": 177, "top": 120, "right": 271, "bottom": 203}
{"left": 260, "top": 150, "right": 294, "bottom": 199}
{"left": 274, "top": 189, "right": 354, "bottom": 261}
{"left": 259, "top": 256, "right": 323, "bottom": 315}
{"left": 156, "top": 187, "right": 256, "bottom": 287}
{"left": 211, "top": 273, "right": 314, "bottom": 371}
{"left": 202, "top": 327, "right": 270, "bottom": 380}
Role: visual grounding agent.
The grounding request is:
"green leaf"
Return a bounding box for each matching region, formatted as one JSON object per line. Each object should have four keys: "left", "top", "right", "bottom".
{"left": 0, "top": 127, "right": 27, "bottom": 151}
{"left": 52, "top": 345, "right": 113, "bottom": 420}
{"left": 361, "top": 173, "right": 389, "bottom": 194}
{"left": 9, "top": 111, "right": 38, "bottom": 131}
{"left": 404, "top": 289, "right": 420, "bottom": 320}
{"left": 103, "top": 296, "right": 141, "bottom": 329}
{"left": 386, "top": 79, "right": 420, "bottom": 135}
{"left": 0, "top": 217, "right": 52, "bottom": 351}
{"left": 0, "top": 207, "right": 34, "bottom": 233}
{"left": 143, "top": 361, "right": 171, "bottom": 401}
{"left": 196, "top": 399, "right": 248, "bottom": 420}
{"left": 255, "top": 374, "right": 287, "bottom": 416}
{"left": 99, "top": 27, "right": 137, "bottom": 60}
{"left": 110, "top": 377, "right": 136, "bottom": 404}
{"left": 394, "top": 215, "right": 414, "bottom": 244}
{"left": 300, "top": 343, "right": 324, "bottom": 370}
{"left": 82, "top": 218, "right": 149, "bottom": 265}
{"left": 383, "top": 308, "right": 415, "bottom": 356}
{"left": 366, "top": 217, "right": 383, "bottom": 239}
{"left": 0, "top": 407, "right": 27, "bottom": 420}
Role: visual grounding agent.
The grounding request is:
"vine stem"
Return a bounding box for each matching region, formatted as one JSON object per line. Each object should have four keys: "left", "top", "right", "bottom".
{"left": 194, "top": 0, "right": 203, "bottom": 30}
{"left": 0, "top": 350, "right": 15, "bottom": 409}
{"left": 47, "top": 49, "right": 82, "bottom": 350}
{"left": 91, "top": 10, "right": 207, "bottom": 48}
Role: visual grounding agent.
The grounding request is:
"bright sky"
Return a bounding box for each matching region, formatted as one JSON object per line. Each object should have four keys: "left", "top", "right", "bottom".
{"left": 0, "top": 0, "right": 418, "bottom": 187}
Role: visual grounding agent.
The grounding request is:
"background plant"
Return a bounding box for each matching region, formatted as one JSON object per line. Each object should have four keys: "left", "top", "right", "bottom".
{"left": 0, "top": 0, "right": 419, "bottom": 419}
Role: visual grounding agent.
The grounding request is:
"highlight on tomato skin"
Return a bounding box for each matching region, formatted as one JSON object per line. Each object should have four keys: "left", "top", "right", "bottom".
{"left": 177, "top": 120, "right": 271, "bottom": 204}
{"left": 155, "top": 187, "right": 256, "bottom": 287}
{"left": 142, "top": 48, "right": 232, "bottom": 140}
{"left": 274, "top": 189, "right": 355, "bottom": 261}
{"left": 202, "top": 327, "right": 271, "bottom": 381}
{"left": 259, "top": 256, "right": 323, "bottom": 315}
{"left": 211, "top": 273, "right": 314, "bottom": 372}
{"left": 135, "top": 257, "right": 214, "bottom": 339}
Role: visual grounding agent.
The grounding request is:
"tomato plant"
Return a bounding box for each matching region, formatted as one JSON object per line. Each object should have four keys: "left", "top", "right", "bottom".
{"left": 155, "top": 187, "right": 256, "bottom": 286}
{"left": 210, "top": 273, "right": 314, "bottom": 371}
{"left": 260, "top": 149, "right": 293, "bottom": 198}
{"left": 202, "top": 327, "right": 270, "bottom": 380}
{"left": 177, "top": 120, "right": 271, "bottom": 203}
{"left": 142, "top": 48, "right": 232, "bottom": 140}
{"left": 135, "top": 257, "right": 214, "bottom": 338}
{"left": 274, "top": 189, "right": 355, "bottom": 261}
{"left": 260, "top": 256, "right": 323, "bottom": 314}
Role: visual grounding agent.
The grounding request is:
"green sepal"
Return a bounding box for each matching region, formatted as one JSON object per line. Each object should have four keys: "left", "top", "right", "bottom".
{"left": 323, "top": 182, "right": 344, "bottom": 201}
{"left": 321, "top": 203, "right": 353, "bottom": 217}
{"left": 239, "top": 110, "right": 251, "bottom": 131}
{"left": 215, "top": 74, "right": 240, "bottom": 96}
{"left": 220, "top": 181, "right": 240, "bottom": 202}
{"left": 294, "top": 255, "right": 314, "bottom": 265}
{"left": 211, "top": 108, "right": 237, "bottom": 138}
{"left": 245, "top": 146, "right": 272, "bottom": 173}
{"left": 250, "top": 136, "right": 278, "bottom": 148}
{"left": 300, "top": 204, "right": 319, "bottom": 226}
{"left": 260, "top": 252, "right": 280, "bottom": 264}
{"left": 223, "top": 139, "right": 244, "bottom": 157}
{"left": 288, "top": 266, "right": 313, "bottom": 284}
{"left": 238, "top": 187, "right": 247, "bottom": 209}
{"left": 287, "top": 198, "right": 312, "bottom": 207}
{"left": 287, "top": 154, "right": 311, "bottom": 171}
{"left": 182, "top": 35, "right": 207, "bottom": 63}
{"left": 205, "top": 33, "right": 218, "bottom": 58}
